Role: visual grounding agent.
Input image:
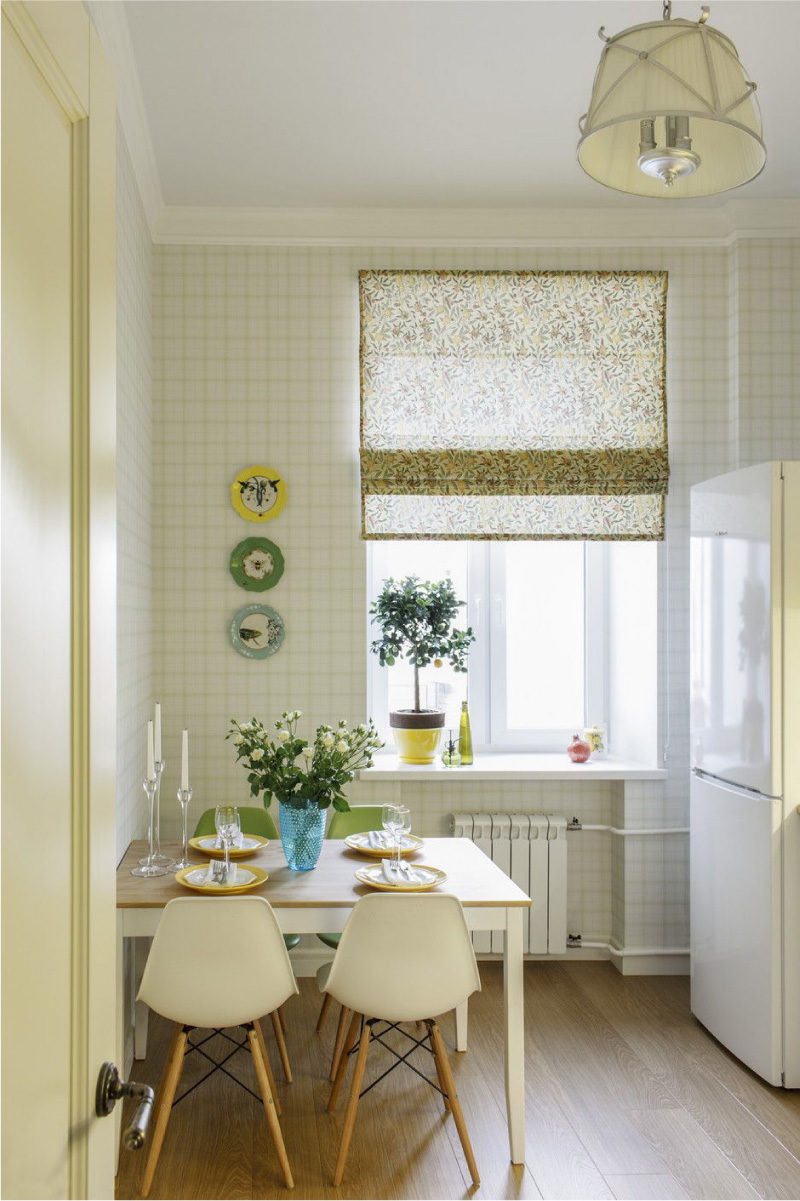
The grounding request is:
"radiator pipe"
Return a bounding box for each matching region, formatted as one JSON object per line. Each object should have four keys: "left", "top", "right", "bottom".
{"left": 568, "top": 818, "right": 688, "bottom": 836}
{"left": 569, "top": 940, "right": 689, "bottom": 957}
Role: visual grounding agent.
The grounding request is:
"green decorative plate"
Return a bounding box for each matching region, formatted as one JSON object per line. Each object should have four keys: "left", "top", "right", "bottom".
{"left": 229, "top": 537, "right": 284, "bottom": 592}
{"left": 230, "top": 604, "right": 286, "bottom": 660}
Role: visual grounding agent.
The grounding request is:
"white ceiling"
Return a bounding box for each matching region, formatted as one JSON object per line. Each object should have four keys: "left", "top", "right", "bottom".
{"left": 122, "top": 0, "right": 800, "bottom": 213}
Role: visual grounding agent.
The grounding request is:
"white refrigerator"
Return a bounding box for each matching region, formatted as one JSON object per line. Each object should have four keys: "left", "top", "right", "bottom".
{"left": 690, "top": 461, "right": 800, "bottom": 1087}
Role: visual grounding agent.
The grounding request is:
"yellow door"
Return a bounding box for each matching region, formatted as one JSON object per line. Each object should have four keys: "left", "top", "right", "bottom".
{"left": 1, "top": 3, "right": 117, "bottom": 1197}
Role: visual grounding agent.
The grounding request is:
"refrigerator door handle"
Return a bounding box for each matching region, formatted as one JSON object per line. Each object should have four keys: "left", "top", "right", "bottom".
{"left": 692, "top": 768, "right": 782, "bottom": 803}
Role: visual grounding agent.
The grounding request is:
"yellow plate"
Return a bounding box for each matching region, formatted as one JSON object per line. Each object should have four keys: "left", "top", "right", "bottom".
{"left": 354, "top": 863, "right": 446, "bottom": 892}
{"left": 176, "top": 864, "right": 269, "bottom": 895}
{"left": 344, "top": 832, "right": 424, "bottom": 859}
{"left": 189, "top": 834, "right": 269, "bottom": 860}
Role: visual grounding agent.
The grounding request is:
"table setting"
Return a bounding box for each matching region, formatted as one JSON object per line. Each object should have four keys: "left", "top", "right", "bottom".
{"left": 128, "top": 705, "right": 454, "bottom": 895}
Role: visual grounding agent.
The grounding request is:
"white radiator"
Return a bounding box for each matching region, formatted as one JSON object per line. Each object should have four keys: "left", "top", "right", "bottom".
{"left": 451, "top": 812, "right": 567, "bottom": 954}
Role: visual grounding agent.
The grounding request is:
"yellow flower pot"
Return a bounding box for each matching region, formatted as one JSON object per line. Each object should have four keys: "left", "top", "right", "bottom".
{"left": 390, "top": 711, "right": 445, "bottom": 765}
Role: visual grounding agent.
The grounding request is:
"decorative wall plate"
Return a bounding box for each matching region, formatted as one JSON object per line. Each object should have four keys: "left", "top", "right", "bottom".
{"left": 229, "top": 537, "right": 284, "bottom": 592}
{"left": 230, "top": 604, "right": 285, "bottom": 660}
{"left": 231, "top": 465, "right": 287, "bottom": 523}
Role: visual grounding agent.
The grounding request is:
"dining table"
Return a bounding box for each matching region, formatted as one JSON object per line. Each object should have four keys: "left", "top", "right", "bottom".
{"left": 116, "top": 835, "right": 531, "bottom": 1163}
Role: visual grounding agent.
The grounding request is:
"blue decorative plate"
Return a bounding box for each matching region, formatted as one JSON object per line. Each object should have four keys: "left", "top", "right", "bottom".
{"left": 230, "top": 604, "right": 285, "bottom": 659}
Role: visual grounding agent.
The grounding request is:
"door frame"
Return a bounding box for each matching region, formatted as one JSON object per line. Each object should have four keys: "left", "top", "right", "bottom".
{"left": 1, "top": 4, "right": 117, "bottom": 1197}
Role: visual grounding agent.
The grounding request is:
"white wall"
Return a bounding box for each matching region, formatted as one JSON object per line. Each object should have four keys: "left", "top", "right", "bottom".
{"left": 149, "top": 241, "right": 747, "bottom": 952}
{"left": 105, "top": 229, "right": 799, "bottom": 955}
{"left": 116, "top": 125, "right": 153, "bottom": 861}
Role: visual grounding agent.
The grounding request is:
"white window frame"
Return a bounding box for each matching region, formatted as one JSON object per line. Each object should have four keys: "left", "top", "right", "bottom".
{"left": 366, "top": 540, "right": 608, "bottom": 754}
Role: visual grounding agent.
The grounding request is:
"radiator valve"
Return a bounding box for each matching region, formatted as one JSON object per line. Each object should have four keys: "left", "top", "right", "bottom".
{"left": 567, "top": 817, "right": 582, "bottom": 830}
{"left": 567, "top": 933, "right": 583, "bottom": 947}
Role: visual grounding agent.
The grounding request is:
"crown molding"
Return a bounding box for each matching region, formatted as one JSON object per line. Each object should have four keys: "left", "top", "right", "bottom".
{"left": 80, "top": 8, "right": 799, "bottom": 252}
{"left": 85, "top": 0, "right": 163, "bottom": 234}
{"left": 152, "top": 198, "right": 800, "bottom": 247}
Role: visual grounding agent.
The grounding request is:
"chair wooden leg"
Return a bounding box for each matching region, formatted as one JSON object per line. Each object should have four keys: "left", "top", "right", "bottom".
{"left": 254, "top": 1019, "right": 282, "bottom": 1117}
{"left": 329, "top": 1003, "right": 350, "bottom": 1082}
{"left": 141, "top": 1024, "right": 187, "bottom": 1198}
{"left": 428, "top": 1026, "right": 451, "bottom": 1113}
{"left": 315, "top": 991, "right": 333, "bottom": 1033}
{"left": 429, "top": 1020, "right": 480, "bottom": 1186}
{"left": 332, "top": 1019, "right": 371, "bottom": 1188}
{"left": 327, "top": 1010, "right": 360, "bottom": 1112}
{"left": 278, "top": 1005, "right": 288, "bottom": 1033}
{"left": 248, "top": 1026, "right": 295, "bottom": 1190}
{"left": 270, "top": 1009, "right": 293, "bottom": 1083}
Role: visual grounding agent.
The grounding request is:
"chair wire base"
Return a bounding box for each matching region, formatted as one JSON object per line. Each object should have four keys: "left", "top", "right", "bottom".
{"left": 346, "top": 1018, "right": 446, "bottom": 1101}
{"left": 171, "top": 1024, "right": 263, "bottom": 1107}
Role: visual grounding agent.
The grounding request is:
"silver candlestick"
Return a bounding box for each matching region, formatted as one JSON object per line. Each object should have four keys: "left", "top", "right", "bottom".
{"left": 131, "top": 778, "right": 170, "bottom": 877}
{"left": 174, "top": 787, "right": 193, "bottom": 869}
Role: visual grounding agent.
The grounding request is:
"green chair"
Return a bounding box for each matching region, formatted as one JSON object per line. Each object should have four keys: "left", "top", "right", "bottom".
{"left": 193, "top": 807, "right": 301, "bottom": 953}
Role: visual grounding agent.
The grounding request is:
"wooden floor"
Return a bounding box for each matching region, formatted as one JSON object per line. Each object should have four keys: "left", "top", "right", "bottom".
{"left": 116, "top": 963, "right": 800, "bottom": 1201}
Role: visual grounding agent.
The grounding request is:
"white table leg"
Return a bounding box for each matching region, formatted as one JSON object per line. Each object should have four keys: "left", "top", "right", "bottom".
{"left": 134, "top": 937, "right": 150, "bottom": 1060}
{"left": 455, "top": 1000, "right": 468, "bottom": 1051}
{"left": 504, "top": 906, "right": 525, "bottom": 1164}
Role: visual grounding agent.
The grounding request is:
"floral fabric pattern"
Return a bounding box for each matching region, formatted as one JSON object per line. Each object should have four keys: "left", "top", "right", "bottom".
{"left": 359, "top": 269, "right": 668, "bottom": 540}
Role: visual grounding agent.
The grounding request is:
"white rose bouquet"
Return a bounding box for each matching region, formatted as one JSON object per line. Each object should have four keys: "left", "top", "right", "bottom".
{"left": 227, "top": 711, "right": 383, "bottom": 812}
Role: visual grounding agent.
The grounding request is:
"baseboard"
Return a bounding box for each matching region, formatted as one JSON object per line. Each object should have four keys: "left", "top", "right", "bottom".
{"left": 471, "top": 947, "right": 689, "bottom": 975}
{"left": 289, "top": 939, "right": 689, "bottom": 977}
{"left": 613, "top": 952, "right": 690, "bottom": 976}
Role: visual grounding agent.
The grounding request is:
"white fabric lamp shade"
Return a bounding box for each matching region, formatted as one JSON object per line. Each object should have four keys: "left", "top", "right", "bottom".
{"left": 577, "top": 16, "right": 765, "bottom": 198}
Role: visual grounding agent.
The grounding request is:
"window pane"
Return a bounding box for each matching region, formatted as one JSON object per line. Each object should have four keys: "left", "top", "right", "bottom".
{"left": 504, "top": 543, "right": 584, "bottom": 729}
{"left": 370, "top": 542, "right": 469, "bottom": 731}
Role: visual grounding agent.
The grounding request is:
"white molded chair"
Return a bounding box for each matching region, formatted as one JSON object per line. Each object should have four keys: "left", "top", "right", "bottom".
{"left": 137, "top": 896, "right": 299, "bottom": 1195}
{"left": 322, "top": 892, "right": 482, "bottom": 1187}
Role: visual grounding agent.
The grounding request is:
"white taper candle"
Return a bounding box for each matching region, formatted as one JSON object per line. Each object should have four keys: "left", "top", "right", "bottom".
{"left": 181, "top": 729, "right": 189, "bottom": 791}
{"left": 154, "top": 702, "right": 162, "bottom": 763}
{"left": 146, "top": 720, "right": 155, "bottom": 781}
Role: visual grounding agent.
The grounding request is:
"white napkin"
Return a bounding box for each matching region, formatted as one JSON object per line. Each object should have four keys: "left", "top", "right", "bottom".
{"left": 211, "top": 833, "right": 245, "bottom": 849}
{"left": 381, "top": 858, "right": 401, "bottom": 885}
{"left": 381, "top": 859, "right": 423, "bottom": 886}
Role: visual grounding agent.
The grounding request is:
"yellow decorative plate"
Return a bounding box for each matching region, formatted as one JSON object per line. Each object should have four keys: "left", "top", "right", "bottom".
{"left": 189, "top": 834, "right": 269, "bottom": 860}
{"left": 344, "top": 832, "right": 424, "bottom": 859}
{"left": 354, "top": 863, "right": 446, "bottom": 892}
{"left": 230, "top": 465, "right": 287, "bottom": 523}
{"left": 176, "top": 863, "right": 269, "bottom": 895}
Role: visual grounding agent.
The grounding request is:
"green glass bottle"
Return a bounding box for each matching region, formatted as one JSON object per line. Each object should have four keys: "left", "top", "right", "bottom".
{"left": 458, "top": 701, "right": 473, "bottom": 765}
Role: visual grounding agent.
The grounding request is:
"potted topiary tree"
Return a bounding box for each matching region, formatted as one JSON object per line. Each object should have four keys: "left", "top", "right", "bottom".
{"left": 369, "top": 576, "right": 475, "bottom": 764}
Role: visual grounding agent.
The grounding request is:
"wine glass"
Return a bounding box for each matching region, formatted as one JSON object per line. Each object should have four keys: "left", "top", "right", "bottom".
{"left": 382, "top": 803, "right": 410, "bottom": 871}
{"left": 382, "top": 803, "right": 400, "bottom": 865}
{"left": 394, "top": 805, "right": 411, "bottom": 870}
{"left": 215, "top": 805, "right": 240, "bottom": 880}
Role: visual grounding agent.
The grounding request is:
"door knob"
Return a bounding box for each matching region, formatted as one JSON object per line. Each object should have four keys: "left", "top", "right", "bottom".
{"left": 95, "top": 1061, "right": 155, "bottom": 1150}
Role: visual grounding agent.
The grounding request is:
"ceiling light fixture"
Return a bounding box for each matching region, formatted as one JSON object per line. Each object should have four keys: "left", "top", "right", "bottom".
{"left": 577, "top": 1, "right": 765, "bottom": 198}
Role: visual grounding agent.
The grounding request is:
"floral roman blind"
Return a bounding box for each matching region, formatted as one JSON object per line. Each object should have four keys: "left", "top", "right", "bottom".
{"left": 359, "top": 269, "right": 668, "bottom": 540}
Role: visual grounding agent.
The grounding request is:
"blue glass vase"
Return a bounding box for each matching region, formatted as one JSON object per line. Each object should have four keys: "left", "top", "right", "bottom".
{"left": 279, "top": 799, "right": 326, "bottom": 871}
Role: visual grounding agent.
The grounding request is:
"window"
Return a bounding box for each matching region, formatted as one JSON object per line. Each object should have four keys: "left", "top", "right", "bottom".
{"left": 361, "top": 269, "right": 666, "bottom": 760}
{"left": 367, "top": 540, "right": 610, "bottom": 752}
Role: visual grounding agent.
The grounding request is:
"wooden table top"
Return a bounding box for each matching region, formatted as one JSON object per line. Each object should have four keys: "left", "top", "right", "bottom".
{"left": 117, "top": 837, "right": 532, "bottom": 910}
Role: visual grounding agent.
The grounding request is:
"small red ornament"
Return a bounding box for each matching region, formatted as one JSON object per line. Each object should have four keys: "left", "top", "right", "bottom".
{"left": 567, "top": 733, "right": 591, "bottom": 763}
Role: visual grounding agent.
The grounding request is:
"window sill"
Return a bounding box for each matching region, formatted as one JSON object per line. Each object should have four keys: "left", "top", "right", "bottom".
{"left": 359, "top": 753, "right": 666, "bottom": 782}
